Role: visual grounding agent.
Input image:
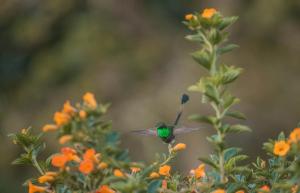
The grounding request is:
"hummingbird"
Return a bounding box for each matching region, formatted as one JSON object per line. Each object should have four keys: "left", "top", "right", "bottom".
{"left": 131, "top": 94, "right": 201, "bottom": 144}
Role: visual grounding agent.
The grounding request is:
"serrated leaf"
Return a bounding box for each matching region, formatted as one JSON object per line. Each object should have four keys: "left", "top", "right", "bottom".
{"left": 185, "top": 34, "right": 203, "bottom": 42}
{"left": 191, "top": 50, "right": 211, "bottom": 70}
{"left": 204, "top": 83, "right": 220, "bottom": 104}
{"left": 227, "top": 125, "right": 251, "bottom": 134}
{"left": 189, "top": 114, "right": 216, "bottom": 125}
{"left": 219, "top": 16, "right": 239, "bottom": 30}
{"left": 225, "top": 111, "right": 246, "bottom": 120}
{"left": 225, "top": 155, "right": 248, "bottom": 172}
{"left": 223, "top": 94, "right": 240, "bottom": 109}
{"left": 224, "top": 147, "right": 241, "bottom": 162}
{"left": 198, "top": 157, "right": 219, "bottom": 170}
{"left": 218, "top": 44, "right": 239, "bottom": 55}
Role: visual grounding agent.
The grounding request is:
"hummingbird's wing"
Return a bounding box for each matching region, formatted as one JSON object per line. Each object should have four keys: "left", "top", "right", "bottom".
{"left": 130, "top": 128, "right": 157, "bottom": 136}
{"left": 173, "top": 127, "right": 201, "bottom": 135}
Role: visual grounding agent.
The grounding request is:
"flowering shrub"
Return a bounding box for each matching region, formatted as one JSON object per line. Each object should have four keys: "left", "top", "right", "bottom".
{"left": 10, "top": 8, "right": 300, "bottom": 193}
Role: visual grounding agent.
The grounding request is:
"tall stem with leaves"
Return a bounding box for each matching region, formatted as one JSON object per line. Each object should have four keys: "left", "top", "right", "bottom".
{"left": 185, "top": 9, "right": 251, "bottom": 187}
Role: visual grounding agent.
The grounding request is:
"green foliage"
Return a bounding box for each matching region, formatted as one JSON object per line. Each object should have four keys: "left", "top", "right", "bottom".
{"left": 9, "top": 8, "right": 300, "bottom": 193}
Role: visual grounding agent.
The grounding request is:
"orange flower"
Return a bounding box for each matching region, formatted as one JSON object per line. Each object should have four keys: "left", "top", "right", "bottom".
{"left": 159, "top": 165, "right": 171, "bottom": 176}
{"left": 289, "top": 128, "right": 300, "bottom": 143}
{"left": 38, "top": 174, "right": 55, "bottom": 183}
{"left": 259, "top": 185, "right": 270, "bottom": 193}
{"left": 79, "top": 159, "right": 94, "bottom": 175}
{"left": 79, "top": 110, "right": 87, "bottom": 119}
{"left": 83, "top": 92, "right": 97, "bottom": 109}
{"left": 98, "top": 162, "right": 108, "bottom": 169}
{"left": 130, "top": 167, "right": 141, "bottom": 173}
{"left": 59, "top": 135, "right": 72, "bottom": 144}
{"left": 173, "top": 143, "right": 186, "bottom": 151}
{"left": 195, "top": 164, "right": 206, "bottom": 179}
{"left": 235, "top": 190, "right": 245, "bottom": 193}
{"left": 54, "top": 112, "right": 70, "bottom": 126}
{"left": 273, "top": 140, "right": 290, "bottom": 156}
{"left": 96, "top": 185, "right": 115, "bottom": 193}
{"left": 211, "top": 189, "right": 226, "bottom": 193}
{"left": 28, "top": 181, "right": 46, "bottom": 193}
{"left": 201, "top": 8, "right": 217, "bottom": 19}
{"left": 42, "top": 124, "right": 58, "bottom": 132}
{"left": 62, "top": 100, "right": 76, "bottom": 115}
{"left": 51, "top": 154, "right": 68, "bottom": 168}
{"left": 185, "top": 14, "right": 194, "bottom": 20}
{"left": 61, "top": 147, "right": 80, "bottom": 162}
{"left": 83, "top": 148, "right": 97, "bottom": 161}
{"left": 114, "top": 169, "right": 125, "bottom": 177}
{"left": 149, "top": 172, "right": 160, "bottom": 179}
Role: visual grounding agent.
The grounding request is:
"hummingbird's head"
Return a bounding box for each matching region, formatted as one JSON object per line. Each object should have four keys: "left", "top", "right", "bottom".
{"left": 155, "top": 122, "right": 166, "bottom": 128}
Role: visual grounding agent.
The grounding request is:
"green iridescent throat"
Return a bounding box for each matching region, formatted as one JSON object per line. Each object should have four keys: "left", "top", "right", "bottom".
{"left": 157, "top": 127, "right": 171, "bottom": 138}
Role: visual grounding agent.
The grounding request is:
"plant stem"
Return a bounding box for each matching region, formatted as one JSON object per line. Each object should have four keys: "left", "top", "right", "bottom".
{"left": 32, "top": 156, "right": 44, "bottom": 175}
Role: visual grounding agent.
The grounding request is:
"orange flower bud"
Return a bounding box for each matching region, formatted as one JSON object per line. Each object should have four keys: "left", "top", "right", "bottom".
{"left": 83, "top": 92, "right": 97, "bottom": 109}
{"left": 79, "top": 110, "right": 87, "bottom": 119}
{"left": 159, "top": 165, "right": 171, "bottom": 176}
{"left": 96, "top": 185, "right": 115, "bottom": 193}
{"left": 149, "top": 172, "right": 160, "bottom": 179}
{"left": 211, "top": 189, "right": 226, "bottom": 193}
{"left": 54, "top": 112, "right": 70, "bottom": 126}
{"left": 173, "top": 143, "right": 186, "bottom": 151}
{"left": 185, "top": 14, "right": 194, "bottom": 20}
{"left": 62, "top": 100, "right": 76, "bottom": 115}
{"left": 259, "top": 185, "right": 270, "bottom": 193}
{"left": 201, "top": 8, "right": 217, "bottom": 19}
{"left": 98, "top": 162, "right": 108, "bottom": 169}
{"left": 42, "top": 124, "right": 58, "bottom": 132}
{"left": 38, "top": 174, "right": 55, "bottom": 183}
{"left": 114, "top": 169, "right": 125, "bottom": 177}
{"left": 59, "top": 135, "right": 72, "bottom": 144}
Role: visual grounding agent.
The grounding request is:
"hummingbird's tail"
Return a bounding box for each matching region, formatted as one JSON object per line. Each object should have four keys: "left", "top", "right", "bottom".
{"left": 174, "top": 94, "right": 189, "bottom": 126}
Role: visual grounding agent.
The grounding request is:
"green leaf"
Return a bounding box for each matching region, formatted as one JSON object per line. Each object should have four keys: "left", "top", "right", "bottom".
{"left": 185, "top": 34, "right": 203, "bottom": 42}
{"left": 204, "top": 83, "right": 220, "bottom": 104}
{"left": 225, "top": 111, "right": 246, "bottom": 120}
{"left": 198, "top": 157, "right": 219, "bottom": 170}
{"left": 218, "top": 44, "right": 239, "bottom": 55}
{"left": 220, "top": 66, "right": 242, "bottom": 84}
{"left": 12, "top": 154, "right": 32, "bottom": 165}
{"left": 223, "top": 94, "right": 240, "bottom": 109}
{"left": 277, "top": 132, "right": 286, "bottom": 141}
{"left": 209, "top": 29, "right": 222, "bottom": 45}
{"left": 225, "top": 155, "right": 248, "bottom": 172}
{"left": 219, "top": 16, "right": 239, "bottom": 30}
{"left": 189, "top": 114, "right": 216, "bottom": 125}
{"left": 224, "top": 147, "right": 241, "bottom": 162}
{"left": 191, "top": 50, "right": 211, "bottom": 70}
{"left": 147, "top": 180, "right": 162, "bottom": 193}
{"left": 226, "top": 124, "right": 251, "bottom": 133}
{"left": 227, "top": 125, "right": 251, "bottom": 134}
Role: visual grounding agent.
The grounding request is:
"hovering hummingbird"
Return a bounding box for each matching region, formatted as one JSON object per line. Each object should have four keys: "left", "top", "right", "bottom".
{"left": 131, "top": 94, "right": 200, "bottom": 144}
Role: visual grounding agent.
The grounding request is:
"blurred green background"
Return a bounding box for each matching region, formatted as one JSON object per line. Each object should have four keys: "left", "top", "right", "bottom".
{"left": 1, "top": 0, "right": 300, "bottom": 192}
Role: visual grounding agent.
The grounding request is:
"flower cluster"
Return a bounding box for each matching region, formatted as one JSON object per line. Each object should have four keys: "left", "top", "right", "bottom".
{"left": 10, "top": 8, "right": 300, "bottom": 193}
